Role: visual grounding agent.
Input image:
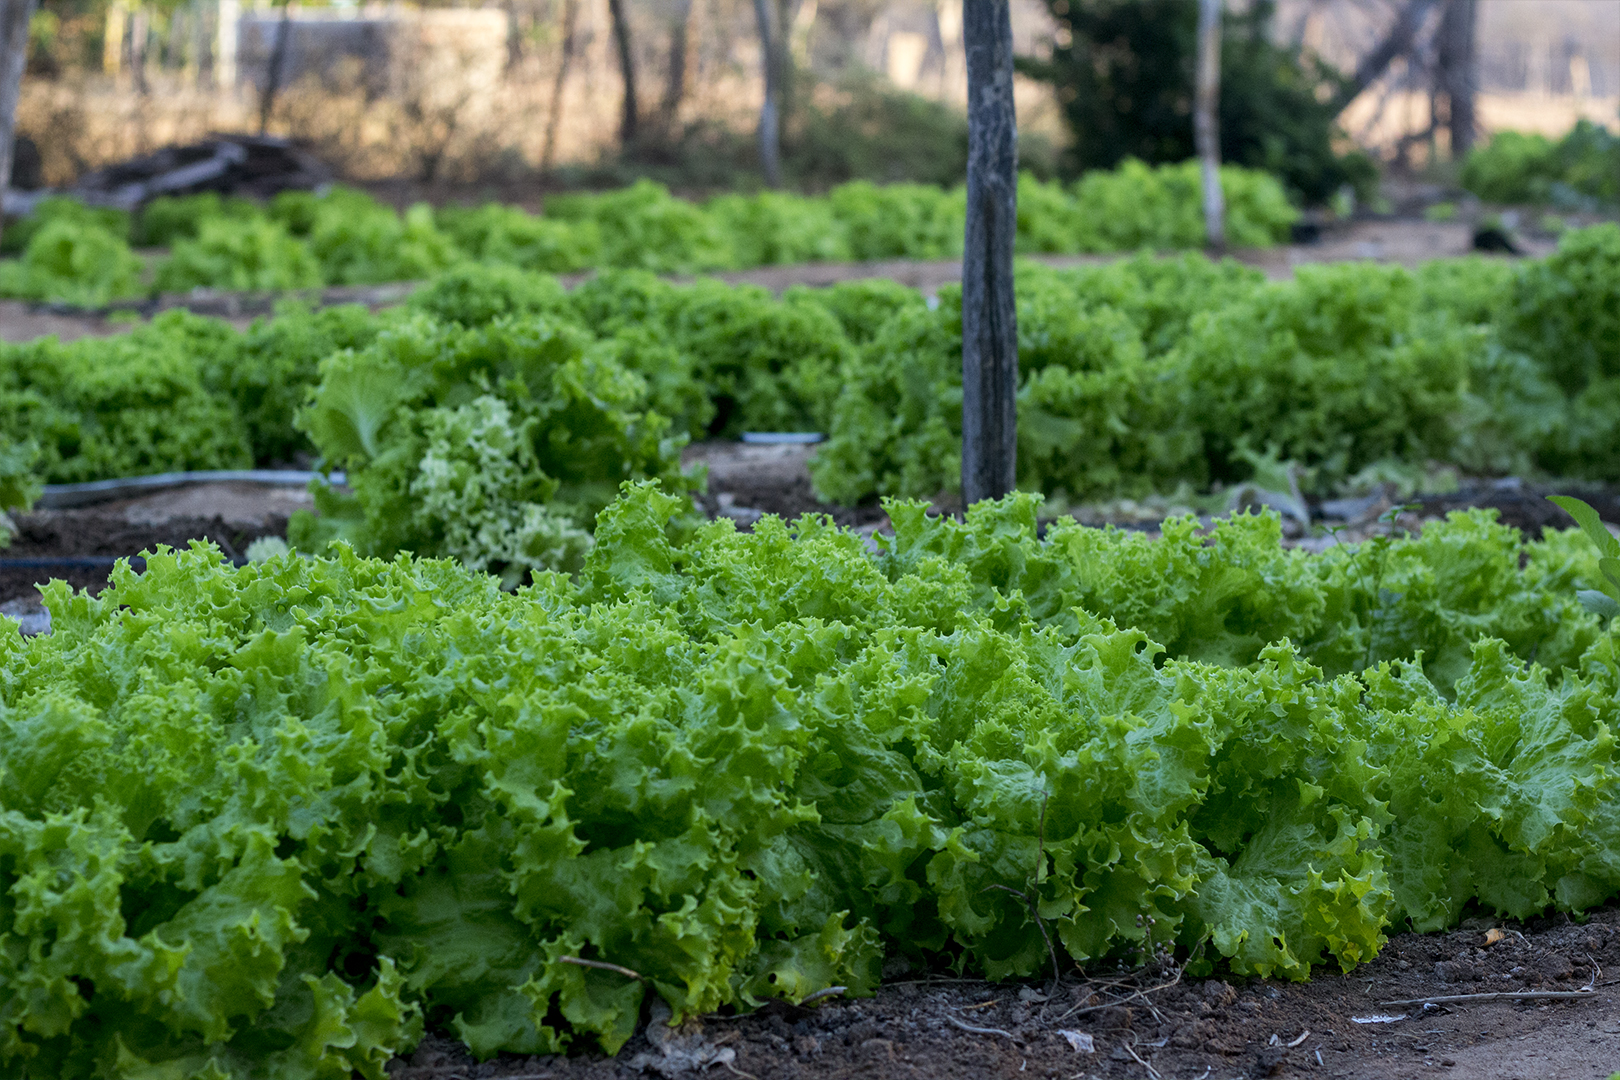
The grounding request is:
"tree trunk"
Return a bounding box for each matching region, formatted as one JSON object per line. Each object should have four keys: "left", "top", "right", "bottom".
{"left": 0, "top": 0, "right": 36, "bottom": 248}
{"left": 1435, "top": 0, "right": 1477, "bottom": 157}
{"left": 1333, "top": 0, "right": 1438, "bottom": 113}
{"left": 752, "top": 0, "right": 781, "bottom": 186}
{"left": 258, "top": 1, "right": 292, "bottom": 135}
{"left": 216, "top": 0, "right": 238, "bottom": 89}
{"left": 960, "top": 0, "right": 1017, "bottom": 508}
{"left": 1195, "top": 0, "right": 1224, "bottom": 252}
{"left": 541, "top": 0, "right": 578, "bottom": 169}
{"left": 607, "top": 0, "right": 638, "bottom": 146}
{"left": 660, "top": 0, "right": 692, "bottom": 129}
{"left": 104, "top": 0, "right": 126, "bottom": 76}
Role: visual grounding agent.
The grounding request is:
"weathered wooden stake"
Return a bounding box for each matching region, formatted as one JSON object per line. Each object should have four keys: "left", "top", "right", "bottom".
{"left": 1195, "top": 0, "right": 1225, "bottom": 251}
{"left": 960, "top": 0, "right": 1017, "bottom": 508}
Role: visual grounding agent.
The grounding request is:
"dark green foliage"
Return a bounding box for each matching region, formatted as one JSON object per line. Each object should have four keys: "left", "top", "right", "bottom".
{"left": 1460, "top": 121, "right": 1620, "bottom": 208}
{"left": 136, "top": 192, "right": 264, "bottom": 247}
{"left": 1017, "top": 0, "right": 1375, "bottom": 203}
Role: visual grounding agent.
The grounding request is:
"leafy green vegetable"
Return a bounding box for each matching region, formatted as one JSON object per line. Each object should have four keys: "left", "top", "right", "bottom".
{"left": 0, "top": 439, "right": 39, "bottom": 536}
{"left": 543, "top": 179, "right": 733, "bottom": 273}
{"left": 1547, "top": 495, "right": 1620, "bottom": 621}
{"left": 0, "top": 195, "right": 130, "bottom": 256}
{"left": 289, "top": 314, "right": 690, "bottom": 580}
{"left": 435, "top": 203, "right": 598, "bottom": 273}
{"left": 3, "top": 486, "right": 1617, "bottom": 1078}
{"left": 0, "top": 311, "right": 251, "bottom": 482}
{"left": 155, "top": 217, "right": 324, "bottom": 293}
{"left": 0, "top": 217, "right": 144, "bottom": 307}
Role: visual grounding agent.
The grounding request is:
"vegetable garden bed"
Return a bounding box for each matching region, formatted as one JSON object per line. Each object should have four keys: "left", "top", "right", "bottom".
{"left": 3, "top": 483, "right": 1620, "bottom": 1076}
{"left": 388, "top": 902, "right": 1620, "bottom": 1079}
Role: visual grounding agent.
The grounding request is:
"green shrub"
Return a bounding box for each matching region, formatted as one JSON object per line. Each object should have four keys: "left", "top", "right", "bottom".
{"left": 1173, "top": 262, "right": 1474, "bottom": 489}
{"left": 567, "top": 270, "right": 853, "bottom": 437}
{"left": 0, "top": 216, "right": 144, "bottom": 307}
{"left": 155, "top": 217, "right": 323, "bottom": 293}
{"left": 810, "top": 257, "right": 1266, "bottom": 504}
{"left": 785, "top": 277, "right": 929, "bottom": 345}
{"left": 1018, "top": 0, "right": 1376, "bottom": 204}
{"left": 290, "top": 314, "right": 689, "bottom": 582}
{"left": 1460, "top": 120, "right": 1620, "bottom": 207}
{"left": 0, "top": 439, "right": 39, "bottom": 523}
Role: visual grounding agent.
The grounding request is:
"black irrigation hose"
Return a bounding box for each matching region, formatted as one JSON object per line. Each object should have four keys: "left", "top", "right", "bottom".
{"left": 36, "top": 469, "right": 342, "bottom": 509}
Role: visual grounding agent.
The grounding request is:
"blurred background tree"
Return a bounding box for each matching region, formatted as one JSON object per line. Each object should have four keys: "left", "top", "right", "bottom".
{"left": 1017, "top": 0, "right": 1376, "bottom": 204}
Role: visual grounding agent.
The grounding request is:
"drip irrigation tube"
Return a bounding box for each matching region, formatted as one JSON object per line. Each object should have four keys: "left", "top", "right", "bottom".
{"left": 35, "top": 470, "right": 343, "bottom": 509}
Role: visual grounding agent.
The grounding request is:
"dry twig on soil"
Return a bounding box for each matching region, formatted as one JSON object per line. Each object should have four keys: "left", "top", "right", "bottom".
{"left": 1380, "top": 989, "right": 1599, "bottom": 1005}
{"left": 945, "top": 1015, "right": 1018, "bottom": 1040}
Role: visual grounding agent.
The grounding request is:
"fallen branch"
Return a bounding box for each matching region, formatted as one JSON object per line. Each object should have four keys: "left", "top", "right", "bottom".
{"left": 1381, "top": 989, "right": 1598, "bottom": 1005}
{"left": 945, "top": 1015, "right": 1018, "bottom": 1040}
{"left": 558, "top": 956, "right": 644, "bottom": 981}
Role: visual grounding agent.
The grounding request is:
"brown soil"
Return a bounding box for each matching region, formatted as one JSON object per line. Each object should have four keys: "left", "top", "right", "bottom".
{"left": 388, "top": 904, "right": 1620, "bottom": 1080}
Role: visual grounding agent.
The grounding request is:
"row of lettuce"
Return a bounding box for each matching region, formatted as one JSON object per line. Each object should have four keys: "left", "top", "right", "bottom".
{"left": 0, "top": 161, "right": 1299, "bottom": 307}
{"left": 4, "top": 224, "right": 1618, "bottom": 579}
{"left": 1, "top": 485, "right": 1618, "bottom": 1077}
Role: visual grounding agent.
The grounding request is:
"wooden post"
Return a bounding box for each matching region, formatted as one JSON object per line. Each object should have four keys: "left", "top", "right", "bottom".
{"left": 0, "top": 0, "right": 36, "bottom": 247}
{"left": 960, "top": 0, "right": 1017, "bottom": 507}
{"left": 1195, "top": 0, "right": 1224, "bottom": 251}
